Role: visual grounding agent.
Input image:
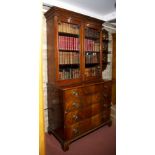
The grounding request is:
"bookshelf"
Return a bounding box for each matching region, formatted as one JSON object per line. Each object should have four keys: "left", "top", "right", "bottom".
{"left": 45, "top": 7, "right": 112, "bottom": 151}
{"left": 84, "top": 27, "right": 101, "bottom": 79}
{"left": 102, "top": 29, "right": 113, "bottom": 80}
{"left": 58, "top": 22, "right": 80, "bottom": 80}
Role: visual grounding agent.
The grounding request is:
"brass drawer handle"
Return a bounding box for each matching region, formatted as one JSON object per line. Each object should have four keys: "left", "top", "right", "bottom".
{"left": 73, "top": 114, "right": 79, "bottom": 121}
{"left": 72, "top": 90, "right": 79, "bottom": 96}
{"left": 72, "top": 102, "right": 79, "bottom": 108}
{"left": 73, "top": 128, "right": 79, "bottom": 135}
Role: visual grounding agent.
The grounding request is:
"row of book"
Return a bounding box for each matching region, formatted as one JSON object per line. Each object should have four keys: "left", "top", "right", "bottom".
{"left": 59, "top": 51, "right": 79, "bottom": 64}
{"left": 58, "top": 22, "right": 79, "bottom": 34}
{"left": 59, "top": 68, "right": 80, "bottom": 80}
{"left": 84, "top": 39, "right": 100, "bottom": 52}
{"left": 59, "top": 36, "right": 80, "bottom": 51}
{"left": 85, "top": 67, "right": 100, "bottom": 77}
{"left": 85, "top": 28, "right": 99, "bottom": 38}
{"left": 85, "top": 52, "right": 99, "bottom": 64}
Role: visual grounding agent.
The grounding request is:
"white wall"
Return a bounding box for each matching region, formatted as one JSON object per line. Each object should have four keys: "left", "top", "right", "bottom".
{"left": 42, "top": 12, "right": 48, "bottom": 132}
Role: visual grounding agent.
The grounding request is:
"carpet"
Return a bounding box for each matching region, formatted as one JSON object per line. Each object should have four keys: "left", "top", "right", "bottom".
{"left": 45, "top": 119, "right": 116, "bottom": 155}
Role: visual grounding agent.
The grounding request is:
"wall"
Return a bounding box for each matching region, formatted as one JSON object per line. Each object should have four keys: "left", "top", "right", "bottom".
{"left": 42, "top": 13, "right": 48, "bottom": 132}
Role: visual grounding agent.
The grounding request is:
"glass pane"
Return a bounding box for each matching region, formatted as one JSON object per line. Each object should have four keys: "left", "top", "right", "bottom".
{"left": 58, "top": 22, "right": 80, "bottom": 80}
{"left": 84, "top": 27, "right": 101, "bottom": 77}
{"left": 102, "top": 30, "right": 112, "bottom": 80}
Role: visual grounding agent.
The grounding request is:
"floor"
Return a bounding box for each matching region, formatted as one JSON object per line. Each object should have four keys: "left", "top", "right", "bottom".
{"left": 45, "top": 106, "right": 116, "bottom": 155}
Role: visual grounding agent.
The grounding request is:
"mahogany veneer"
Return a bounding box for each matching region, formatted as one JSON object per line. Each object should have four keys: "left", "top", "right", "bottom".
{"left": 45, "top": 7, "right": 112, "bottom": 151}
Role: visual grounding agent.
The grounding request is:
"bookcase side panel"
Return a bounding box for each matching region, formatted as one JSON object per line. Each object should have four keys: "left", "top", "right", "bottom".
{"left": 46, "top": 18, "right": 56, "bottom": 84}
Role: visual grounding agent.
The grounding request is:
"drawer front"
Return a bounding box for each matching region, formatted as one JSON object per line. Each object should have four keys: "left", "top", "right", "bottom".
{"left": 64, "top": 92, "right": 103, "bottom": 113}
{"left": 64, "top": 103, "right": 104, "bottom": 125}
{"left": 84, "top": 92, "right": 103, "bottom": 104}
{"left": 91, "top": 110, "right": 111, "bottom": 128}
{"left": 64, "top": 118, "right": 92, "bottom": 140}
{"left": 64, "top": 88, "right": 82, "bottom": 102}
{"left": 64, "top": 110, "right": 111, "bottom": 140}
{"left": 64, "top": 99, "right": 81, "bottom": 113}
{"left": 82, "top": 84, "right": 103, "bottom": 95}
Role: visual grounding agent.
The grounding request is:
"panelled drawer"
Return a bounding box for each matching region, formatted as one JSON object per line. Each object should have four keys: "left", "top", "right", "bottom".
{"left": 64, "top": 92, "right": 103, "bottom": 113}
{"left": 84, "top": 92, "right": 103, "bottom": 104}
{"left": 63, "top": 83, "right": 103, "bottom": 102}
{"left": 63, "top": 88, "right": 82, "bottom": 102}
{"left": 64, "top": 103, "right": 104, "bottom": 125}
{"left": 91, "top": 109, "right": 111, "bottom": 128}
{"left": 63, "top": 82, "right": 112, "bottom": 140}
{"left": 82, "top": 84, "right": 103, "bottom": 95}
{"left": 64, "top": 109, "right": 111, "bottom": 140}
{"left": 63, "top": 88, "right": 82, "bottom": 113}
{"left": 64, "top": 118, "right": 92, "bottom": 140}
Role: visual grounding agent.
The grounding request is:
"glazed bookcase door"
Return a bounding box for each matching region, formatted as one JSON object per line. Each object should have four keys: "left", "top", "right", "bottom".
{"left": 84, "top": 27, "right": 102, "bottom": 80}
{"left": 58, "top": 21, "right": 81, "bottom": 82}
{"left": 102, "top": 29, "right": 113, "bottom": 80}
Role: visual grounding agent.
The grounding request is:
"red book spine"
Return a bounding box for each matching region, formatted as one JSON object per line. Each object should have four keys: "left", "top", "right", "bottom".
{"left": 67, "top": 37, "right": 69, "bottom": 50}
{"left": 93, "top": 41, "right": 95, "bottom": 51}
{"left": 65, "top": 36, "right": 67, "bottom": 50}
{"left": 62, "top": 36, "right": 64, "bottom": 50}
{"left": 69, "top": 37, "right": 71, "bottom": 51}
{"left": 71, "top": 37, "right": 73, "bottom": 50}
{"left": 74, "top": 37, "right": 76, "bottom": 51}
{"left": 69, "top": 37, "right": 71, "bottom": 50}
{"left": 91, "top": 40, "right": 93, "bottom": 51}
{"left": 75, "top": 38, "right": 77, "bottom": 51}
